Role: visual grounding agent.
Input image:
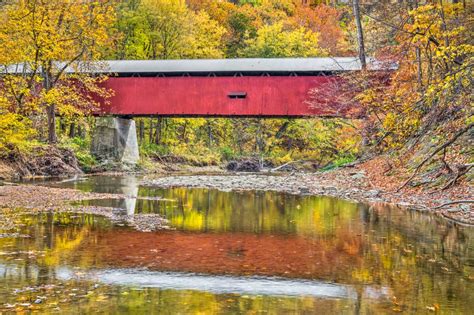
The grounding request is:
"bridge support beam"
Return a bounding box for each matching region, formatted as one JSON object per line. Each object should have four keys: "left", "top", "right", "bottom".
{"left": 91, "top": 117, "right": 139, "bottom": 166}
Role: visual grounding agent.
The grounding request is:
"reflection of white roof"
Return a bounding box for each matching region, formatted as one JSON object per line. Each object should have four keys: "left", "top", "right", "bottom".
{"left": 2, "top": 57, "right": 395, "bottom": 74}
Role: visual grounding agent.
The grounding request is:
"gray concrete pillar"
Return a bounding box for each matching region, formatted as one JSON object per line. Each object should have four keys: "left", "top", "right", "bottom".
{"left": 91, "top": 117, "right": 140, "bottom": 165}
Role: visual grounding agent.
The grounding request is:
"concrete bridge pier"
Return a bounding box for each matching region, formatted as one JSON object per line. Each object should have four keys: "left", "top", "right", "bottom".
{"left": 91, "top": 117, "right": 140, "bottom": 166}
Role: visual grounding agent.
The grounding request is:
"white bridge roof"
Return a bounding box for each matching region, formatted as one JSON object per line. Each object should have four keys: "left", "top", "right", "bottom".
{"left": 3, "top": 57, "right": 394, "bottom": 75}
{"left": 97, "top": 57, "right": 384, "bottom": 73}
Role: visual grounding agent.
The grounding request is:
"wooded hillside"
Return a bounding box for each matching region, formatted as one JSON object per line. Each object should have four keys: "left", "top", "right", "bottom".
{"left": 0, "top": 0, "right": 472, "bottom": 189}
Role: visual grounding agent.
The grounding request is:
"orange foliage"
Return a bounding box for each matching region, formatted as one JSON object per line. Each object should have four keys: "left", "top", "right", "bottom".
{"left": 292, "top": 4, "right": 350, "bottom": 55}
{"left": 186, "top": 0, "right": 237, "bottom": 27}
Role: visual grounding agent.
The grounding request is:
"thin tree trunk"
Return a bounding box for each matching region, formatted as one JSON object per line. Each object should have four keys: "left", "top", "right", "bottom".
{"left": 438, "top": 0, "right": 450, "bottom": 48}
{"left": 155, "top": 117, "right": 162, "bottom": 144}
{"left": 409, "top": 0, "right": 423, "bottom": 90}
{"left": 353, "top": 0, "right": 368, "bottom": 149}
{"left": 59, "top": 118, "right": 66, "bottom": 133}
{"left": 352, "top": 0, "right": 367, "bottom": 70}
{"left": 78, "top": 124, "right": 85, "bottom": 138}
{"left": 207, "top": 120, "right": 213, "bottom": 148}
{"left": 256, "top": 119, "right": 265, "bottom": 154}
{"left": 181, "top": 120, "right": 188, "bottom": 143}
{"left": 69, "top": 123, "right": 76, "bottom": 138}
{"left": 47, "top": 105, "right": 57, "bottom": 143}
{"left": 138, "top": 119, "right": 144, "bottom": 143}
{"left": 148, "top": 118, "right": 154, "bottom": 143}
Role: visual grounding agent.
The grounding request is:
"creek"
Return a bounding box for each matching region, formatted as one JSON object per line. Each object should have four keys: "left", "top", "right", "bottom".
{"left": 0, "top": 175, "right": 472, "bottom": 313}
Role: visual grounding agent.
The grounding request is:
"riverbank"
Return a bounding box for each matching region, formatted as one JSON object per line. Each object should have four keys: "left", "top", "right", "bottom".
{"left": 0, "top": 146, "right": 83, "bottom": 180}
{"left": 1, "top": 157, "right": 472, "bottom": 226}
{"left": 0, "top": 184, "right": 169, "bottom": 233}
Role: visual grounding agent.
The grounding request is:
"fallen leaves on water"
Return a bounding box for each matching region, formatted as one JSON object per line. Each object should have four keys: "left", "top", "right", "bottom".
{"left": 426, "top": 303, "right": 440, "bottom": 312}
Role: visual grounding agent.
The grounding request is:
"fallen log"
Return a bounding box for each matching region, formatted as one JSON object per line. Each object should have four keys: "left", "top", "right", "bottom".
{"left": 434, "top": 200, "right": 474, "bottom": 209}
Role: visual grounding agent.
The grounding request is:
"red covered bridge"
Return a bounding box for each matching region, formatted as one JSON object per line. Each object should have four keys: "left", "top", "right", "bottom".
{"left": 95, "top": 58, "right": 374, "bottom": 117}
{"left": 4, "top": 58, "right": 389, "bottom": 164}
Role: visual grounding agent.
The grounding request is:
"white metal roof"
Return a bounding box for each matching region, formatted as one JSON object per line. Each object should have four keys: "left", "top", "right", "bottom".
{"left": 99, "top": 58, "right": 366, "bottom": 73}
{"left": 2, "top": 57, "right": 394, "bottom": 74}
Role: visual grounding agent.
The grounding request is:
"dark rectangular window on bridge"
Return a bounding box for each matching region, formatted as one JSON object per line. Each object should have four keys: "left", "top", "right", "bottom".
{"left": 228, "top": 92, "right": 247, "bottom": 99}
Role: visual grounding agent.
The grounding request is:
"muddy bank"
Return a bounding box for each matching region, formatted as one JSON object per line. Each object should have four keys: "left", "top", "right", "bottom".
{"left": 0, "top": 184, "right": 168, "bottom": 232}
{"left": 0, "top": 146, "right": 82, "bottom": 180}
{"left": 143, "top": 168, "right": 473, "bottom": 225}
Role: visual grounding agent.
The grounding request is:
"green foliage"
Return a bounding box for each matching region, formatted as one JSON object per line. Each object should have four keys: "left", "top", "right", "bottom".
{"left": 136, "top": 116, "right": 359, "bottom": 168}
{"left": 319, "top": 155, "right": 356, "bottom": 171}
{"left": 110, "top": 0, "right": 226, "bottom": 59}
{"left": 140, "top": 143, "right": 170, "bottom": 158}
{"left": 59, "top": 137, "right": 97, "bottom": 172}
{"left": 226, "top": 10, "right": 257, "bottom": 57}
{"left": 220, "top": 146, "right": 237, "bottom": 161}
{"left": 239, "top": 0, "right": 263, "bottom": 6}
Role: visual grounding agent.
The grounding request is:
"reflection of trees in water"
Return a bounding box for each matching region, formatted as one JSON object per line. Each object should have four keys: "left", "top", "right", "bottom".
{"left": 353, "top": 204, "right": 474, "bottom": 312}
{"left": 366, "top": 204, "right": 472, "bottom": 272}
{"left": 142, "top": 188, "right": 365, "bottom": 235}
{"left": 2, "top": 187, "right": 473, "bottom": 314}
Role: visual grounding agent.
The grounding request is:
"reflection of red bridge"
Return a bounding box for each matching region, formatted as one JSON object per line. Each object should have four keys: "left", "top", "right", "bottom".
{"left": 80, "top": 229, "right": 363, "bottom": 280}
{"left": 97, "top": 58, "right": 375, "bottom": 117}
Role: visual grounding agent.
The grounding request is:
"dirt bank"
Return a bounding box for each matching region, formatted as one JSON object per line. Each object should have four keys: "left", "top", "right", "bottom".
{"left": 0, "top": 146, "right": 83, "bottom": 180}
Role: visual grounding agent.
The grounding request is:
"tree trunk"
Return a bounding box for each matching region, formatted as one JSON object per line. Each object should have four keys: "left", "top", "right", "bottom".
{"left": 43, "top": 67, "right": 57, "bottom": 144}
{"left": 47, "top": 105, "right": 57, "bottom": 144}
{"left": 207, "top": 120, "right": 213, "bottom": 148}
{"left": 352, "top": 0, "right": 367, "bottom": 70}
{"left": 256, "top": 119, "right": 265, "bottom": 154}
{"left": 438, "top": 0, "right": 450, "bottom": 48}
{"left": 410, "top": 1, "right": 423, "bottom": 90}
{"left": 181, "top": 120, "right": 188, "bottom": 143}
{"left": 155, "top": 117, "right": 162, "bottom": 144}
{"left": 138, "top": 119, "right": 144, "bottom": 143}
{"left": 69, "top": 123, "right": 76, "bottom": 138}
{"left": 78, "top": 124, "right": 85, "bottom": 138}
{"left": 59, "top": 118, "right": 66, "bottom": 133}
{"left": 148, "top": 118, "right": 154, "bottom": 143}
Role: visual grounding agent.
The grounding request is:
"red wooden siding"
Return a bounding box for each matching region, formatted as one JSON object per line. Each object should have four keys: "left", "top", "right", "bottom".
{"left": 98, "top": 76, "right": 344, "bottom": 117}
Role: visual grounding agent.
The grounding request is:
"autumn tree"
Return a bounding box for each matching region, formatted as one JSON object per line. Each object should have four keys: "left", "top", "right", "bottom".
{"left": 292, "top": 4, "right": 350, "bottom": 55}
{"left": 0, "top": 0, "right": 116, "bottom": 143}
{"left": 336, "top": 1, "right": 473, "bottom": 188}
{"left": 122, "top": 0, "right": 226, "bottom": 60}
{"left": 240, "top": 21, "right": 327, "bottom": 57}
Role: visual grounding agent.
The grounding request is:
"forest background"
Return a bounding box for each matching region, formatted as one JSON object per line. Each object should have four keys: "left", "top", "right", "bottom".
{"left": 0, "top": 0, "right": 472, "bottom": 188}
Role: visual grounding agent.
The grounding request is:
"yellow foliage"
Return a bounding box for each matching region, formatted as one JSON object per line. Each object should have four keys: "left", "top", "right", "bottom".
{"left": 354, "top": 3, "right": 472, "bottom": 150}
{"left": 0, "top": 113, "right": 35, "bottom": 155}
{"left": 241, "top": 22, "right": 327, "bottom": 57}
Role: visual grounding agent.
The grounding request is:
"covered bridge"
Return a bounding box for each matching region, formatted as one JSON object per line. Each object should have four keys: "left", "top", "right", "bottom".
{"left": 96, "top": 57, "right": 376, "bottom": 117}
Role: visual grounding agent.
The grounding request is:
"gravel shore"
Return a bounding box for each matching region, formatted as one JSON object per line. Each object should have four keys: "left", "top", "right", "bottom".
{"left": 0, "top": 184, "right": 169, "bottom": 232}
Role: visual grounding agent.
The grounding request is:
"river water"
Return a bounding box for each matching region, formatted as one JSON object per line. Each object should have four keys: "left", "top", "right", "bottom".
{"left": 0, "top": 175, "right": 473, "bottom": 313}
